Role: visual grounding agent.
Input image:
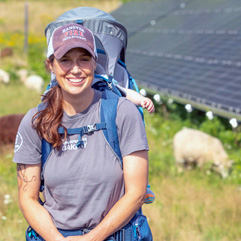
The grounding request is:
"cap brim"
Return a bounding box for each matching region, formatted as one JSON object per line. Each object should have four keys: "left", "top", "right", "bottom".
{"left": 54, "top": 42, "right": 96, "bottom": 60}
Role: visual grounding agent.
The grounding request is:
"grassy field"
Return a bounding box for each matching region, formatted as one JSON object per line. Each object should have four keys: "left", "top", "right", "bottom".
{"left": 1, "top": 0, "right": 241, "bottom": 240}
{"left": 142, "top": 113, "right": 241, "bottom": 241}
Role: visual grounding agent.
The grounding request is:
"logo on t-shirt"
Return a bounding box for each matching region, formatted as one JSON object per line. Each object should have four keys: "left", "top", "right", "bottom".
{"left": 14, "top": 132, "right": 23, "bottom": 153}
{"left": 62, "top": 137, "right": 87, "bottom": 152}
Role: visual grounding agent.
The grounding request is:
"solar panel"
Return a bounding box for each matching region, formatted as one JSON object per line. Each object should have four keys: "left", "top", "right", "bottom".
{"left": 111, "top": 0, "right": 241, "bottom": 121}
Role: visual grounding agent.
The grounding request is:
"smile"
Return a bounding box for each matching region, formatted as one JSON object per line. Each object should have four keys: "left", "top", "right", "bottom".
{"left": 68, "top": 78, "right": 84, "bottom": 83}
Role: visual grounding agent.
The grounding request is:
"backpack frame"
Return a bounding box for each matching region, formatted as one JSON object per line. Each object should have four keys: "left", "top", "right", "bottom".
{"left": 45, "top": 7, "right": 139, "bottom": 91}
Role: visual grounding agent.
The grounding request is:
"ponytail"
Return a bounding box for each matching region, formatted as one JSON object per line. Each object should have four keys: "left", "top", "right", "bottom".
{"left": 32, "top": 85, "right": 66, "bottom": 150}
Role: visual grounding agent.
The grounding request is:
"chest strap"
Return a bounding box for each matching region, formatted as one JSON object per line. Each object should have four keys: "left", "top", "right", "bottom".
{"left": 58, "top": 123, "right": 106, "bottom": 147}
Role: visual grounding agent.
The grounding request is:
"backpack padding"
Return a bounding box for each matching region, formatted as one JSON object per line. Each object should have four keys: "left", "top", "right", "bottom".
{"left": 95, "top": 36, "right": 109, "bottom": 75}
{"left": 113, "top": 62, "right": 129, "bottom": 88}
{"left": 40, "top": 138, "right": 52, "bottom": 192}
{"left": 101, "top": 89, "right": 123, "bottom": 168}
{"left": 45, "top": 7, "right": 127, "bottom": 51}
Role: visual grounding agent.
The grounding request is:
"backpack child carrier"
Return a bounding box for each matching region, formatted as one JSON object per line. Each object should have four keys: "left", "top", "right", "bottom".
{"left": 26, "top": 7, "right": 154, "bottom": 241}
{"left": 45, "top": 7, "right": 139, "bottom": 92}
{"left": 44, "top": 6, "right": 154, "bottom": 204}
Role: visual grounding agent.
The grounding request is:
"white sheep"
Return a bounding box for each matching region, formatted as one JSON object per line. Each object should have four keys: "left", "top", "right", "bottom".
{"left": 17, "top": 69, "right": 28, "bottom": 83}
{"left": 0, "top": 69, "right": 10, "bottom": 84}
{"left": 24, "top": 75, "right": 44, "bottom": 92}
{"left": 17, "top": 69, "right": 44, "bottom": 92}
{"left": 173, "top": 128, "right": 233, "bottom": 178}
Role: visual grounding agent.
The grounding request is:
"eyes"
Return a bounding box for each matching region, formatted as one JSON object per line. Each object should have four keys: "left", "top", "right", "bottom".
{"left": 59, "top": 55, "right": 91, "bottom": 64}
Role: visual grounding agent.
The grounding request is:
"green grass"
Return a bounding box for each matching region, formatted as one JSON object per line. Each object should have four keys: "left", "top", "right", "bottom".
{"left": 0, "top": 147, "right": 28, "bottom": 241}
{"left": 0, "top": 84, "right": 40, "bottom": 240}
{"left": 0, "top": 83, "right": 41, "bottom": 116}
{"left": 143, "top": 111, "right": 241, "bottom": 241}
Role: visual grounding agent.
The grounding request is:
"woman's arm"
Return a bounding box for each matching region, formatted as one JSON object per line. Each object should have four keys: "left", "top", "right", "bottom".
{"left": 17, "top": 163, "right": 64, "bottom": 241}
{"left": 81, "top": 150, "right": 148, "bottom": 241}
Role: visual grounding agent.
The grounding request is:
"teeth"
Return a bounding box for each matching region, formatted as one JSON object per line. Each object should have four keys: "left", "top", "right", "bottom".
{"left": 69, "top": 78, "right": 83, "bottom": 83}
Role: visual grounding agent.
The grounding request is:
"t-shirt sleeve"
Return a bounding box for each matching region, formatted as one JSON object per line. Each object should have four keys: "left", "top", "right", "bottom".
{"left": 116, "top": 98, "right": 149, "bottom": 157}
{"left": 13, "top": 107, "right": 42, "bottom": 164}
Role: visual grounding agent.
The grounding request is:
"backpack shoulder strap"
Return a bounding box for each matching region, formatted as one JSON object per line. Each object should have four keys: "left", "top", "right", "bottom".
{"left": 40, "top": 138, "right": 52, "bottom": 192}
{"left": 100, "top": 89, "right": 123, "bottom": 168}
{"left": 39, "top": 87, "right": 123, "bottom": 192}
{"left": 37, "top": 102, "right": 53, "bottom": 192}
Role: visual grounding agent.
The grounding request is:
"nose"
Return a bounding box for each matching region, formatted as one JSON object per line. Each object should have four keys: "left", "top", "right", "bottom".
{"left": 71, "top": 64, "right": 81, "bottom": 75}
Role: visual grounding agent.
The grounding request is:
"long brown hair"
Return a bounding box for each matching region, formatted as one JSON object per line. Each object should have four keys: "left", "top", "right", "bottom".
{"left": 32, "top": 85, "right": 67, "bottom": 150}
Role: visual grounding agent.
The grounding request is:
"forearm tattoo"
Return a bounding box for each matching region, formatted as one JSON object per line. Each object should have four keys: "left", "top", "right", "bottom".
{"left": 17, "top": 164, "right": 36, "bottom": 192}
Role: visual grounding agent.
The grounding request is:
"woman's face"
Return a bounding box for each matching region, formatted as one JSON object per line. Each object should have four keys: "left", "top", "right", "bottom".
{"left": 49, "top": 48, "right": 96, "bottom": 99}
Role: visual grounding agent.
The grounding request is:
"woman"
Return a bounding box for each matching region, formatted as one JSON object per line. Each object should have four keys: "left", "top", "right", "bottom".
{"left": 14, "top": 23, "right": 150, "bottom": 241}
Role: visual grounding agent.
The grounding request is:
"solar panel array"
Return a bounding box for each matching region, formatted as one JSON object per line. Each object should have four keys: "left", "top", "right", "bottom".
{"left": 111, "top": 0, "right": 241, "bottom": 121}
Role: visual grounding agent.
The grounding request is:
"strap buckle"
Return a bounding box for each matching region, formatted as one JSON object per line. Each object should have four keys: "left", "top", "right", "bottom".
{"left": 83, "top": 124, "right": 97, "bottom": 133}
{"left": 27, "top": 226, "right": 38, "bottom": 239}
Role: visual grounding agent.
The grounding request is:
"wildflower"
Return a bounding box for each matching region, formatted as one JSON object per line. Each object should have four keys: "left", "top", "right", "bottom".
{"left": 4, "top": 194, "right": 10, "bottom": 199}
{"left": 4, "top": 194, "right": 13, "bottom": 205}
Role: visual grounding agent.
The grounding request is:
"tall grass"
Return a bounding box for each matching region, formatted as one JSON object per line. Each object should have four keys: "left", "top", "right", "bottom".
{"left": 142, "top": 111, "right": 241, "bottom": 241}
{"left": 0, "top": 146, "right": 28, "bottom": 241}
{"left": 0, "top": 84, "right": 39, "bottom": 240}
{"left": 143, "top": 175, "right": 241, "bottom": 241}
{"left": 0, "top": 84, "right": 41, "bottom": 116}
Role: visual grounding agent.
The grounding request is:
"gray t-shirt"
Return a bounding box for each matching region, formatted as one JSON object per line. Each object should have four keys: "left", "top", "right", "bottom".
{"left": 13, "top": 90, "right": 148, "bottom": 230}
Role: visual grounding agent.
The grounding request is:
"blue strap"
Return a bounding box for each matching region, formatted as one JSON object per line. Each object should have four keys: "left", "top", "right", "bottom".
{"left": 58, "top": 123, "right": 106, "bottom": 147}
{"left": 93, "top": 74, "right": 113, "bottom": 92}
{"left": 76, "top": 19, "right": 83, "bottom": 25}
{"left": 118, "top": 59, "right": 126, "bottom": 68}
{"left": 129, "top": 76, "right": 140, "bottom": 93}
{"left": 128, "top": 76, "right": 145, "bottom": 125}
{"left": 27, "top": 226, "right": 38, "bottom": 239}
{"left": 40, "top": 139, "right": 52, "bottom": 192}
{"left": 101, "top": 89, "right": 123, "bottom": 168}
{"left": 93, "top": 74, "right": 123, "bottom": 97}
{"left": 94, "top": 74, "right": 109, "bottom": 82}
{"left": 97, "top": 49, "right": 106, "bottom": 55}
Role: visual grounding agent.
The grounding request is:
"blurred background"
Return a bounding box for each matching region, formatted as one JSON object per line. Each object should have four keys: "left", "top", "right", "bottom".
{"left": 1, "top": 0, "right": 241, "bottom": 240}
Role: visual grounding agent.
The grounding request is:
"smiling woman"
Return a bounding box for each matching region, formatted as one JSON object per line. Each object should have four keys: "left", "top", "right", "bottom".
{"left": 33, "top": 24, "right": 98, "bottom": 149}
{"left": 13, "top": 22, "right": 151, "bottom": 241}
{"left": 48, "top": 48, "right": 96, "bottom": 115}
{"left": 46, "top": 24, "right": 97, "bottom": 115}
